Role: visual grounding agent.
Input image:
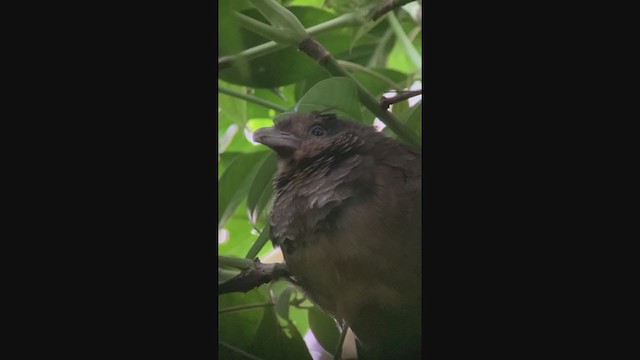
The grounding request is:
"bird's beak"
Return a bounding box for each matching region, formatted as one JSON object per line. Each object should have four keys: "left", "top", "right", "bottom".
{"left": 253, "top": 127, "right": 301, "bottom": 155}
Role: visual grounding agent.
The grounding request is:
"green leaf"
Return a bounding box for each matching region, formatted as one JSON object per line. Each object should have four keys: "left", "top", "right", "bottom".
{"left": 245, "top": 223, "right": 272, "bottom": 260}
{"left": 249, "top": 0, "right": 308, "bottom": 42}
{"left": 308, "top": 305, "right": 340, "bottom": 354}
{"left": 219, "top": 151, "right": 271, "bottom": 228}
{"left": 400, "top": 100, "right": 422, "bottom": 138}
{"left": 249, "top": 307, "right": 312, "bottom": 360}
{"left": 219, "top": 81, "right": 248, "bottom": 129}
{"left": 296, "top": 77, "right": 363, "bottom": 122}
{"left": 275, "top": 286, "right": 293, "bottom": 320}
{"left": 247, "top": 152, "right": 277, "bottom": 227}
{"left": 219, "top": 7, "right": 353, "bottom": 88}
{"left": 219, "top": 289, "right": 268, "bottom": 351}
{"left": 352, "top": 67, "right": 408, "bottom": 96}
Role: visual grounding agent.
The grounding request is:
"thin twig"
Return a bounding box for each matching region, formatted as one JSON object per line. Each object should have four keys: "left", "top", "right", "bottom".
{"left": 369, "top": 0, "right": 416, "bottom": 21}
{"left": 219, "top": 341, "right": 267, "bottom": 360}
{"left": 219, "top": 302, "right": 275, "bottom": 314}
{"left": 380, "top": 89, "right": 422, "bottom": 110}
{"left": 298, "top": 37, "right": 421, "bottom": 146}
{"left": 218, "top": 86, "right": 288, "bottom": 113}
{"left": 337, "top": 60, "right": 404, "bottom": 90}
{"left": 219, "top": 13, "right": 361, "bottom": 70}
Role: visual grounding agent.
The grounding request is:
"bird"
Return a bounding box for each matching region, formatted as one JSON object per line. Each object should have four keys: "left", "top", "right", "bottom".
{"left": 253, "top": 111, "right": 422, "bottom": 359}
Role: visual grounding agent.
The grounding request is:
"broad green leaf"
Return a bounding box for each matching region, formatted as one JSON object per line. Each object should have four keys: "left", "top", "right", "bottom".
{"left": 219, "top": 152, "right": 242, "bottom": 177}
{"left": 220, "top": 205, "right": 275, "bottom": 259}
{"left": 384, "top": 99, "right": 421, "bottom": 139}
{"left": 403, "top": 99, "right": 422, "bottom": 137}
{"left": 219, "top": 7, "right": 354, "bottom": 88}
{"left": 219, "top": 151, "right": 271, "bottom": 228}
{"left": 296, "top": 77, "right": 363, "bottom": 122}
{"left": 275, "top": 286, "right": 293, "bottom": 321}
{"left": 219, "top": 289, "right": 268, "bottom": 351}
{"left": 219, "top": 81, "right": 248, "bottom": 129}
{"left": 249, "top": 307, "right": 313, "bottom": 360}
{"left": 352, "top": 67, "right": 408, "bottom": 95}
{"left": 308, "top": 305, "right": 340, "bottom": 354}
{"left": 367, "top": 28, "right": 395, "bottom": 68}
{"left": 247, "top": 85, "right": 297, "bottom": 119}
{"left": 218, "top": 0, "right": 252, "bottom": 82}
{"left": 247, "top": 152, "right": 277, "bottom": 226}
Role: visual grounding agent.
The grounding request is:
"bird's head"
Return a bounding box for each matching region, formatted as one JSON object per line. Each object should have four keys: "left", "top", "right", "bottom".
{"left": 253, "top": 112, "right": 373, "bottom": 166}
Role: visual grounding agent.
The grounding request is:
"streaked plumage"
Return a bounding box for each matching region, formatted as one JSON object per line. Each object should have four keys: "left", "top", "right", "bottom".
{"left": 253, "top": 112, "right": 421, "bottom": 359}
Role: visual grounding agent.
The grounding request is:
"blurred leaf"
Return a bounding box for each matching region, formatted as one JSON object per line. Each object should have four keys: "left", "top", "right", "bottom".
{"left": 391, "top": 96, "right": 409, "bottom": 115}
{"left": 352, "top": 67, "right": 408, "bottom": 95}
{"left": 219, "top": 151, "right": 271, "bottom": 228}
{"left": 350, "top": 13, "right": 387, "bottom": 52}
{"left": 296, "top": 77, "right": 363, "bottom": 122}
{"left": 219, "top": 81, "right": 248, "bottom": 129}
{"left": 249, "top": 307, "right": 312, "bottom": 360}
{"left": 403, "top": 99, "right": 422, "bottom": 137}
{"left": 218, "top": 0, "right": 252, "bottom": 82}
{"left": 219, "top": 152, "right": 242, "bottom": 177}
{"left": 308, "top": 306, "right": 340, "bottom": 354}
{"left": 247, "top": 152, "right": 277, "bottom": 227}
{"left": 245, "top": 223, "right": 272, "bottom": 260}
{"left": 246, "top": 85, "right": 297, "bottom": 119}
{"left": 219, "top": 6, "right": 352, "bottom": 88}
{"left": 324, "top": 0, "right": 377, "bottom": 14}
{"left": 367, "top": 28, "right": 395, "bottom": 68}
{"left": 275, "top": 286, "right": 293, "bottom": 320}
{"left": 219, "top": 289, "right": 268, "bottom": 351}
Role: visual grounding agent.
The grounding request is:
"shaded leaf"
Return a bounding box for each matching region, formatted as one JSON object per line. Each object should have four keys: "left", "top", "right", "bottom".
{"left": 219, "top": 289, "right": 268, "bottom": 351}
{"left": 352, "top": 67, "right": 408, "bottom": 95}
{"left": 219, "top": 151, "right": 271, "bottom": 228}
{"left": 249, "top": 307, "right": 312, "bottom": 360}
{"left": 275, "top": 286, "right": 293, "bottom": 321}
{"left": 400, "top": 100, "right": 422, "bottom": 137}
{"left": 247, "top": 152, "right": 277, "bottom": 226}
{"left": 245, "top": 223, "right": 272, "bottom": 260}
{"left": 308, "top": 306, "right": 340, "bottom": 354}
{"left": 219, "top": 6, "right": 352, "bottom": 88}
{"left": 296, "top": 77, "right": 363, "bottom": 122}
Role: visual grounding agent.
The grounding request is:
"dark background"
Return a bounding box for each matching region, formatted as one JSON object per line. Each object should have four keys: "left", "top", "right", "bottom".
{"left": 9, "top": 1, "right": 620, "bottom": 358}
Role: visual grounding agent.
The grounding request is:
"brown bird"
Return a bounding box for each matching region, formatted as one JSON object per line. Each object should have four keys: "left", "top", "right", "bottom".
{"left": 253, "top": 112, "right": 422, "bottom": 359}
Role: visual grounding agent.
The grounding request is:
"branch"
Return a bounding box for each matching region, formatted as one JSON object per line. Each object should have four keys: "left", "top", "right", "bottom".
{"left": 219, "top": 302, "right": 275, "bottom": 314}
{"left": 299, "top": 37, "right": 421, "bottom": 146}
{"left": 369, "top": 0, "right": 416, "bottom": 21}
{"left": 336, "top": 60, "right": 404, "bottom": 90}
{"left": 218, "top": 257, "right": 293, "bottom": 295}
{"left": 387, "top": 11, "right": 421, "bottom": 70}
{"left": 219, "top": 13, "right": 362, "bottom": 70}
{"left": 380, "top": 89, "right": 422, "bottom": 110}
{"left": 218, "top": 86, "right": 288, "bottom": 112}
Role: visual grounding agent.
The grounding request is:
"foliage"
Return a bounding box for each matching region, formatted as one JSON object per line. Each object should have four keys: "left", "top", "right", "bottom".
{"left": 218, "top": 0, "right": 422, "bottom": 358}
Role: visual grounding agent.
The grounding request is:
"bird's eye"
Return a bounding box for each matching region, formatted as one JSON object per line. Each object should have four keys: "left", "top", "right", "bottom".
{"left": 309, "top": 125, "right": 326, "bottom": 137}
